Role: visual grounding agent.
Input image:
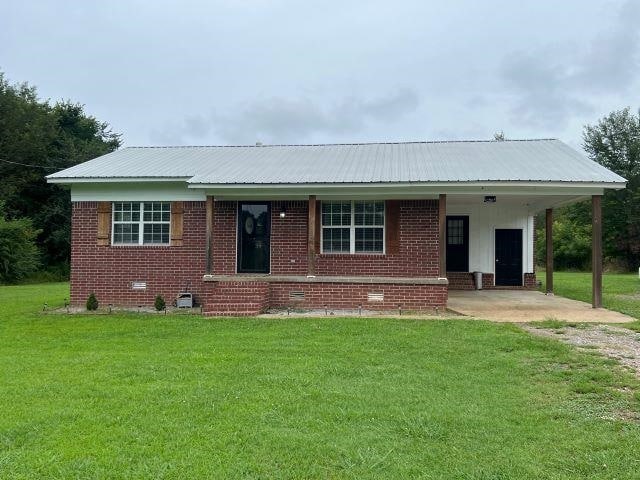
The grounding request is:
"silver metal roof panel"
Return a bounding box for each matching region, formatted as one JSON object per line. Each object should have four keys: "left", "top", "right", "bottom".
{"left": 47, "top": 139, "right": 627, "bottom": 185}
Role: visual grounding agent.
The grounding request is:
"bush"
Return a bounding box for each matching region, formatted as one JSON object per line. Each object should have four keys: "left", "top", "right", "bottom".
{"left": 0, "top": 213, "right": 41, "bottom": 283}
{"left": 86, "top": 293, "right": 98, "bottom": 311}
{"left": 154, "top": 294, "right": 166, "bottom": 311}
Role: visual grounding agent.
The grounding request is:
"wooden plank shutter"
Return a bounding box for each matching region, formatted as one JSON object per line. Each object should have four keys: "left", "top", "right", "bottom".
{"left": 385, "top": 200, "right": 400, "bottom": 255}
{"left": 170, "top": 201, "right": 184, "bottom": 246}
{"left": 97, "top": 202, "right": 111, "bottom": 246}
{"left": 314, "top": 200, "right": 321, "bottom": 253}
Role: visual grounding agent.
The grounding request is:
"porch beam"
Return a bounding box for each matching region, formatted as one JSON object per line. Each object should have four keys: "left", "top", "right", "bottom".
{"left": 308, "top": 195, "right": 317, "bottom": 275}
{"left": 206, "top": 195, "right": 214, "bottom": 274}
{"left": 592, "top": 195, "right": 602, "bottom": 308}
{"left": 439, "top": 194, "right": 446, "bottom": 277}
{"left": 545, "top": 208, "right": 553, "bottom": 294}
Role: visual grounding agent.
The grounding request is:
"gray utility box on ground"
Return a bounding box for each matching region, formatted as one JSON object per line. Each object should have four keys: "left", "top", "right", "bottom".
{"left": 177, "top": 293, "right": 193, "bottom": 308}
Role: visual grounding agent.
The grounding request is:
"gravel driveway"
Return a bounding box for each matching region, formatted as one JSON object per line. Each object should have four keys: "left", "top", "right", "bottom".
{"left": 523, "top": 324, "right": 640, "bottom": 377}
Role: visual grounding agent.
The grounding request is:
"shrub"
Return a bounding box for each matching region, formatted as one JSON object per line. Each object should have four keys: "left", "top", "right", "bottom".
{"left": 0, "top": 212, "right": 41, "bottom": 283}
{"left": 86, "top": 292, "right": 98, "bottom": 311}
{"left": 154, "top": 294, "right": 166, "bottom": 311}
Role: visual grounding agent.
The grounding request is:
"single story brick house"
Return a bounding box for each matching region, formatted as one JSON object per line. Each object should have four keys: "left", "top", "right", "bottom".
{"left": 47, "top": 139, "right": 626, "bottom": 315}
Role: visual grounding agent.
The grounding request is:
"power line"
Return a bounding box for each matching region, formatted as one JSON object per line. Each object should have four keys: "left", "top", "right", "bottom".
{"left": 0, "top": 158, "right": 58, "bottom": 170}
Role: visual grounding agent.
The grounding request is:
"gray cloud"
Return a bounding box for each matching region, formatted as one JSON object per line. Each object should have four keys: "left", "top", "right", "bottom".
{"left": 151, "top": 89, "right": 420, "bottom": 145}
{"left": 501, "top": 0, "right": 640, "bottom": 128}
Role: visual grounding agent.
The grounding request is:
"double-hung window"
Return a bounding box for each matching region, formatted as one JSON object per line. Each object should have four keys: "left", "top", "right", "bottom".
{"left": 112, "top": 202, "right": 171, "bottom": 245}
{"left": 321, "top": 201, "right": 384, "bottom": 254}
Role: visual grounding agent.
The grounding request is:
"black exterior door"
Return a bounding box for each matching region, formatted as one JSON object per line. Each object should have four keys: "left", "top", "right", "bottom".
{"left": 446, "top": 216, "right": 469, "bottom": 272}
{"left": 495, "top": 229, "right": 522, "bottom": 286}
{"left": 237, "top": 202, "right": 270, "bottom": 273}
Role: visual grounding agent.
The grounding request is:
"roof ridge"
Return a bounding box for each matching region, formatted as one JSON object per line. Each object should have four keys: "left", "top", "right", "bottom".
{"left": 124, "top": 138, "right": 559, "bottom": 149}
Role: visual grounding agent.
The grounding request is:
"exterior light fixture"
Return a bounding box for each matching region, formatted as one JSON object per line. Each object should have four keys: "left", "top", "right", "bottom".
{"left": 279, "top": 206, "right": 286, "bottom": 218}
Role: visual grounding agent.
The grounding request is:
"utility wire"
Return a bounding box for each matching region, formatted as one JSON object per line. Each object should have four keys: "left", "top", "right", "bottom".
{"left": 0, "top": 158, "right": 59, "bottom": 170}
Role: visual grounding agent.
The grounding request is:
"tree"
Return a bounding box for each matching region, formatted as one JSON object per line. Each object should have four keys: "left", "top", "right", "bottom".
{"left": 0, "top": 72, "right": 121, "bottom": 271}
{"left": 583, "top": 108, "right": 640, "bottom": 269}
{"left": 0, "top": 204, "right": 41, "bottom": 282}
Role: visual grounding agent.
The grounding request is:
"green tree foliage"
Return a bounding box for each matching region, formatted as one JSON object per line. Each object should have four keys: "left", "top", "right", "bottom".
{"left": 0, "top": 72, "right": 121, "bottom": 271}
{"left": 0, "top": 205, "right": 41, "bottom": 282}
{"left": 583, "top": 108, "right": 640, "bottom": 269}
{"left": 538, "top": 108, "right": 640, "bottom": 271}
{"left": 536, "top": 214, "right": 592, "bottom": 270}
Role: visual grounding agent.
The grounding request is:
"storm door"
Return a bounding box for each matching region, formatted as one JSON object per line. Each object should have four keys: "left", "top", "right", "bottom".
{"left": 237, "top": 202, "right": 270, "bottom": 273}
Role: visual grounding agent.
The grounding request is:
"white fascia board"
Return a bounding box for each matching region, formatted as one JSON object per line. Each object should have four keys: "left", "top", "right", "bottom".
{"left": 47, "top": 177, "right": 191, "bottom": 184}
{"left": 189, "top": 182, "right": 623, "bottom": 199}
{"left": 189, "top": 181, "right": 625, "bottom": 189}
{"left": 70, "top": 182, "right": 205, "bottom": 201}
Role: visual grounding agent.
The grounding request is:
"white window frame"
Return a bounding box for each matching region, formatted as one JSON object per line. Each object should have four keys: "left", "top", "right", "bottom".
{"left": 111, "top": 201, "right": 171, "bottom": 246}
{"left": 320, "top": 200, "right": 385, "bottom": 254}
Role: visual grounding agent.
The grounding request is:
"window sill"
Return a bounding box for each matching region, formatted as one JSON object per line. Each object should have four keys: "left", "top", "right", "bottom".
{"left": 110, "top": 244, "right": 172, "bottom": 248}
{"left": 319, "top": 252, "right": 386, "bottom": 256}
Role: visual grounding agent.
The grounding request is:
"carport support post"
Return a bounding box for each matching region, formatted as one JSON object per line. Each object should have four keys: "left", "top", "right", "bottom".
{"left": 592, "top": 195, "right": 602, "bottom": 308}
{"left": 308, "top": 195, "right": 317, "bottom": 275}
{"left": 545, "top": 208, "right": 553, "bottom": 294}
{"left": 439, "top": 194, "right": 446, "bottom": 277}
{"left": 206, "top": 195, "right": 214, "bottom": 274}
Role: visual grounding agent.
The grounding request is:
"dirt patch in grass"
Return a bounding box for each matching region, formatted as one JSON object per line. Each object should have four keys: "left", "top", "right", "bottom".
{"left": 524, "top": 323, "right": 640, "bottom": 378}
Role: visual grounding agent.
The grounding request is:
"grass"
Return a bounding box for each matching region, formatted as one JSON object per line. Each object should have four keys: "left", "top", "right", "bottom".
{"left": 539, "top": 271, "right": 640, "bottom": 331}
{"left": 1, "top": 283, "right": 640, "bottom": 478}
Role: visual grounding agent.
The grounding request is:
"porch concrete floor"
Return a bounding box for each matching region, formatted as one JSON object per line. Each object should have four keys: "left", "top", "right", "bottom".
{"left": 447, "top": 290, "right": 634, "bottom": 323}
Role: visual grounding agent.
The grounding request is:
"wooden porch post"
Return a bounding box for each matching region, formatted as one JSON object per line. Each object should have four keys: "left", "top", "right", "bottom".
{"left": 545, "top": 208, "right": 553, "bottom": 294}
{"left": 308, "top": 195, "right": 317, "bottom": 275}
{"left": 592, "top": 195, "right": 602, "bottom": 308}
{"left": 439, "top": 194, "right": 447, "bottom": 277}
{"left": 206, "top": 196, "right": 214, "bottom": 274}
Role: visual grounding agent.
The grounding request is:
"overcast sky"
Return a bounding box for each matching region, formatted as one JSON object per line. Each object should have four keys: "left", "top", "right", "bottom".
{"left": 2, "top": 0, "right": 639, "bottom": 149}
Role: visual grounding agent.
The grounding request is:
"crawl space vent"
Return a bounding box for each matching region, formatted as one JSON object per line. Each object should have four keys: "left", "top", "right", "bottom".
{"left": 131, "top": 281, "right": 147, "bottom": 290}
{"left": 367, "top": 292, "right": 384, "bottom": 302}
{"left": 289, "top": 291, "right": 305, "bottom": 301}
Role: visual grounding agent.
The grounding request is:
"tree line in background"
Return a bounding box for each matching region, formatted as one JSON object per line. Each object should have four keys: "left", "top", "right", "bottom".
{"left": 0, "top": 72, "right": 120, "bottom": 282}
{"left": 535, "top": 107, "right": 640, "bottom": 271}
{"left": 0, "top": 72, "right": 639, "bottom": 282}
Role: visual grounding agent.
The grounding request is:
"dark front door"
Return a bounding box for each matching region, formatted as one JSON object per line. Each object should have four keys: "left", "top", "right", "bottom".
{"left": 446, "top": 216, "right": 469, "bottom": 272}
{"left": 495, "top": 229, "right": 522, "bottom": 286}
{"left": 237, "top": 202, "right": 270, "bottom": 273}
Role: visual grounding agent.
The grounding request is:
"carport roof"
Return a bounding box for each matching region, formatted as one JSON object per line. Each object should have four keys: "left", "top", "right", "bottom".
{"left": 47, "top": 139, "right": 626, "bottom": 186}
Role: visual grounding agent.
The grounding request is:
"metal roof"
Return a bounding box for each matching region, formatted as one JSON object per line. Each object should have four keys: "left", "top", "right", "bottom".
{"left": 47, "top": 139, "right": 627, "bottom": 185}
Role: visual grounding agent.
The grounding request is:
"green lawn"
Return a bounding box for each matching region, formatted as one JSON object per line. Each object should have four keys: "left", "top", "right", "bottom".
{"left": 1, "top": 283, "right": 640, "bottom": 478}
{"left": 540, "top": 271, "right": 640, "bottom": 329}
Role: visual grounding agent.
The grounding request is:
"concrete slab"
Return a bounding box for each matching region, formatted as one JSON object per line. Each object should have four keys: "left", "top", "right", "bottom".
{"left": 447, "top": 290, "right": 634, "bottom": 323}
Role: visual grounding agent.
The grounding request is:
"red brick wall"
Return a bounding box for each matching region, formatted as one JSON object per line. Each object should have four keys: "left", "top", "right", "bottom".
{"left": 71, "top": 199, "right": 445, "bottom": 310}
{"left": 211, "top": 201, "right": 237, "bottom": 275}
{"left": 70, "top": 201, "right": 208, "bottom": 306}
{"left": 316, "top": 200, "right": 439, "bottom": 277}
{"left": 270, "top": 201, "right": 308, "bottom": 275}
{"left": 211, "top": 199, "right": 440, "bottom": 277}
{"left": 269, "top": 282, "right": 447, "bottom": 310}
{"left": 447, "top": 272, "right": 475, "bottom": 290}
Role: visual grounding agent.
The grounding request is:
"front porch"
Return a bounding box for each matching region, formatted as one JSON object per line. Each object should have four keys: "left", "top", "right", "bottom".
{"left": 201, "top": 189, "right": 606, "bottom": 315}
